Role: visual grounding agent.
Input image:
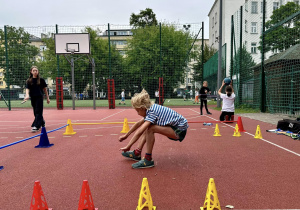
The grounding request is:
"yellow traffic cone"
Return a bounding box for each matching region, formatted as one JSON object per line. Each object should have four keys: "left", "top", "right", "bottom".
{"left": 233, "top": 124, "right": 241, "bottom": 137}
{"left": 120, "top": 118, "right": 130, "bottom": 133}
{"left": 63, "top": 119, "right": 76, "bottom": 135}
{"left": 213, "top": 124, "right": 221, "bottom": 136}
{"left": 200, "top": 178, "right": 221, "bottom": 210}
{"left": 254, "top": 125, "right": 262, "bottom": 139}
{"left": 136, "top": 178, "right": 156, "bottom": 210}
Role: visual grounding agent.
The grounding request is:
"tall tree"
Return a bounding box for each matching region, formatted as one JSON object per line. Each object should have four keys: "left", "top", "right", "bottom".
{"left": 260, "top": 2, "right": 300, "bottom": 53}
{"left": 232, "top": 45, "right": 256, "bottom": 81}
{"left": 130, "top": 8, "right": 158, "bottom": 28}
{"left": 191, "top": 43, "right": 217, "bottom": 83}
{"left": 0, "top": 26, "right": 39, "bottom": 88}
{"left": 124, "top": 24, "right": 191, "bottom": 97}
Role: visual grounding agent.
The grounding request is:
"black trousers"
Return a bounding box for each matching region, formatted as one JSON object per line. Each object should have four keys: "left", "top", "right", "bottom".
{"left": 155, "top": 97, "right": 159, "bottom": 104}
{"left": 31, "top": 96, "right": 45, "bottom": 129}
{"left": 220, "top": 111, "right": 234, "bottom": 121}
{"left": 200, "top": 98, "right": 209, "bottom": 114}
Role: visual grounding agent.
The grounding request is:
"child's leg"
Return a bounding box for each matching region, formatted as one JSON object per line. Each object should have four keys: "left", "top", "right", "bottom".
{"left": 145, "top": 125, "right": 177, "bottom": 155}
{"left": 220, "top": 112, "right": 227, "bottom": 121}
{"left": 200, "top": 99, "right": 204, "bottom": 114}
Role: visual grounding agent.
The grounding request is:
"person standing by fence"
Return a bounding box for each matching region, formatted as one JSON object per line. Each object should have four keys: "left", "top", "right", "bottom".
{"left": 24, "top": 66, "right": 50, "bottom": 132}
{"left": 199, "top": 81, "right": 212, "bottom": 115}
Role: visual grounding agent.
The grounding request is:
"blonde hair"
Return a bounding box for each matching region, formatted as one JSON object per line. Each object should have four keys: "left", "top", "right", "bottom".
{"left": 131, "top": 89, "right": 153, "bottom": 109}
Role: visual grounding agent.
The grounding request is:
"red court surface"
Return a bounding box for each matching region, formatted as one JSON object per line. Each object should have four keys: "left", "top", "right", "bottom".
{"left": 0, "top": 107, "right": 300, "bottom": 209}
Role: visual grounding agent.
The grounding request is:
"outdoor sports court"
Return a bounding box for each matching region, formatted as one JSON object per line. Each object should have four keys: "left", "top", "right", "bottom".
{"left": 0, "top": 107, "right": 300, "bottom": 209}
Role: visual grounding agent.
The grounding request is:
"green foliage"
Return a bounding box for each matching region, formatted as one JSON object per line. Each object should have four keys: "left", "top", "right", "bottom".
{"left": 0, "top": 26, "right": 39, "bottom": 88}
{"left": 232, "top": 45, "right": 256, "bottom": 81}
{"left": 192, "top": 44, "right": 217, "bottom": 82}
{"left": 38, "top": 27, "right": 123, "bottom": 94}
{"left": 260, "top": 2, "right": 300, "bottom": 53}
{"left": 130, "top": 8, "right": 158, "bottom": 28}
{"left": 124, "top": 24, "right": 191, "bottom": 96}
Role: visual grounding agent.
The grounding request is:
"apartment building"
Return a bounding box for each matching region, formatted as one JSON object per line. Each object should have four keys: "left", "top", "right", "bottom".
{"left": 208, "top": 0, "right": 299, "bottom": 76}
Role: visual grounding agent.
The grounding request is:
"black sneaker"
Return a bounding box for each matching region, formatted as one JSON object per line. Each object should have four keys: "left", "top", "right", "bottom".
{"left": 122, "top": 151, "right": 141, "bottom": 161}
{"left": 132, "top": 158, "right": 155, "bottom": 169}
{"left": 207, "top": 112, "right": 212, "bottom": 115}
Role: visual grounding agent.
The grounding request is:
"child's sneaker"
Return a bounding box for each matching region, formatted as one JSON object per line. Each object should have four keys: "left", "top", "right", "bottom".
{"left": 132, "top": 158, "right": 155, "bottom": 169}
{"left": 121, "top": 151, "right": 141, "bottom": 161}
{"left": 31, "top": 127, "right": 39, "bottom": 133}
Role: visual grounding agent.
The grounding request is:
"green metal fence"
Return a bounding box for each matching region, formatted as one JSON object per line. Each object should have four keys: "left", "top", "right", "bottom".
{"left": 203, "top": 0, "right": 300, "bottom": 116}
{"left": 0, "top": 23, "right": 204, "bottom": 109}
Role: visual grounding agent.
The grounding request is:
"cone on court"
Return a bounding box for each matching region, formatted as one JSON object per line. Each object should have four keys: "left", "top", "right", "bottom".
{"left": 200, "top": 178, "right": 221, "bottom": 210}
{"left": 0, "top": 166, "right": 4, "bottom": 171}
{"left": 63, "top": 119, "right": 76, "bottom": 135}
{"left": 120, "top": 118, "right": 130, "bottom": 133}
{"left": 30, "top": 180, "right": 52, "bottom": 210}
{"left": 213, "top": 124, "right": 221, "bottom": 136}
{"left": 254, "top": 125, "right": 263, "bottom": 139}
{"left": 137, "top": 178, "right": 156, "bottom": 210}
{"left": 35, "top": 127, "right": 54, "bottom": 148}
{"left": 78, "top": 180, "right": 98, "bottom": 210}
{"left": 237, "top": 116, "right": 246, "bottom": 132}
{"left": 233, "top": 124, "right": 241, "bottom": 137}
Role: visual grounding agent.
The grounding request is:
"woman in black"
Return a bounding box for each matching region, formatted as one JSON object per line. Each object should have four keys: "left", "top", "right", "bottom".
{"left": 24, "top": 66, "right": 50, "bottom": 132}
{"left": 199, "top": 81, "right": 212, "bottom": 115}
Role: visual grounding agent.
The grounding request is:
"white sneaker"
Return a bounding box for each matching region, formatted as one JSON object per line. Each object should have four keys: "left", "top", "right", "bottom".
{"left": 31, "top": 127, "right": 39, "bottom": 132}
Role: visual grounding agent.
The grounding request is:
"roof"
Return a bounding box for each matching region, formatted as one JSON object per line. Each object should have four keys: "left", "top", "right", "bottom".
{"left": 253, "top": 44, "right": 300, "bottom": 68}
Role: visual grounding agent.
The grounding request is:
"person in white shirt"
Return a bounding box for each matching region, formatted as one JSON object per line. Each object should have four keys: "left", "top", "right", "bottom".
{"left": 218, "top": 80, "right": 235, "bottom": 121}
{"left": 189, "top": 89, "right": 193, "bottom": 100}
{"left": 119, "top": 89, "right": 126, "bottom": 105}
{"left": 155, "top": 89, "right": 159, "bottom": 104}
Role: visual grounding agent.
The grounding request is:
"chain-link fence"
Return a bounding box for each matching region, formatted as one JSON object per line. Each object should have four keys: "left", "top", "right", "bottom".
{"left": 0, "top": 23, "right": 204, "bottom": 109}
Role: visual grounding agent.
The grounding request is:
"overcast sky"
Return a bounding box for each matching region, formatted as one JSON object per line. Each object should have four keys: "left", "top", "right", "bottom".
{"left": 0, "top": 0, "right": 214, "bottom": 38}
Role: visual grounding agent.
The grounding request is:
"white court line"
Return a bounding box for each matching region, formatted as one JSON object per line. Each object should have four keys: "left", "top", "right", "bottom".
{"left": 189, "top": 108, "right": 300, "bottom": 157}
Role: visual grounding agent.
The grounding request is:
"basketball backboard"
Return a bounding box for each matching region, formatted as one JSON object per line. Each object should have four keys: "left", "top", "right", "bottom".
{"left": 55, "top": 33, "right": 90, "bottom": 54}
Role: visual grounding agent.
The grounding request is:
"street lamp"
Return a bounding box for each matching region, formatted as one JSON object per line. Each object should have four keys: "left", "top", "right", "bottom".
{"left": 183, "top": 24, "right": 191, "bottom": 89}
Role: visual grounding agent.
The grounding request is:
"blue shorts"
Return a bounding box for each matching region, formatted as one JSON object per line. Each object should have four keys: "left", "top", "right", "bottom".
{"left": 121, "top": 97, "right": 125, "bottom": 101}
{"left": 169, "top": 126, "right": 187, "bottom": 142}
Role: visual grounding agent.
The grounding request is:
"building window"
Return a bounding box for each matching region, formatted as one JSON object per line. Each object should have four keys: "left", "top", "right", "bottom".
{"left": 273, "top": 2, "right": 279, "bottom": 11}
{"left": 251, "top": 42, "right": 257, "bottom": 54}
{"left": 212, "top": 17, "right": 214, "bottom": 28}
{"left": 0, "top": 72, "right": 3, "bottom": 77}
{"left": 294, "top": 0, "right": 299, "bottom": 5}
{"left": 245, "top": 41, "right": 248, "bottom": 48}
{"left": 245, "top": 20, "right": 248, "bottom": 32}
{"left": 0, "top": 81, "right": 3, "bottom": 86}
{"left": 215, "top": 31, "right": 218, "bottom": 42}
{"left": 251, "top": 1, "right": 258, "bottom": 14}
{"left": 40, "top": 45, "right": 47, "bottom": 51}
{"left": 215, "top": 12, "right": 217, "bottom": 24}
{"left": 251, "top": 22, "right": 258, "bottom": 33}
{"left": 245, "top": 0, "right": 248, "bottom": 11}
{"left": 212, "top": 34, "right": 214, "bottom": 44}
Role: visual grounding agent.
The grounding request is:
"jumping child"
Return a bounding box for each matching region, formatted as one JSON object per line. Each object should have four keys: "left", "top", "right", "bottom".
{"left": 119, "top": 89, "right": 188, "bottom": 169}
{"left": 24, "top": 66, "right": 50, "bottom": 132}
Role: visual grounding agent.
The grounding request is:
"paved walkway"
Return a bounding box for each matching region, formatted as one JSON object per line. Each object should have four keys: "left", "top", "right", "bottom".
{"left": 239, "top": 113, "right": 297, "bottom": 125}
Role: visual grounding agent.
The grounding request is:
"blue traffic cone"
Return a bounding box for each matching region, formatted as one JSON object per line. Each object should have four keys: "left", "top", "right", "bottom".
{"left": 0, "top": 166, "right": 4, "bottom": 171}
{"left": 35, "top": 127, "right": 54, "bottom": 148}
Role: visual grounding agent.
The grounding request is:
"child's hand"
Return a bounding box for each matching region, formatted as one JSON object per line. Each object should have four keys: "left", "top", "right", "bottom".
{"left": 119, "top": 134, "right": 127, "bottom": 142}
{"left": 120, "top": 146, "right": 130, "bottom": 152}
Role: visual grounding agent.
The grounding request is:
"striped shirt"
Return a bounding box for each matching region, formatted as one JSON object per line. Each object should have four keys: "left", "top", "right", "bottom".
{"left": 145, "top": 104, "right": 188, "bottom": 130}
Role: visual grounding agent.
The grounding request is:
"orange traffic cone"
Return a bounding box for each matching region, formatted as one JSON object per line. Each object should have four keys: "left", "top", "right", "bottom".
{"left": 78, "top": 180, "right": 98, "bottom": 210}
{"left": 30, "top": 181, "right": 52, "bottom": 210}
{"left": 237, "top": 116, "right": 245, "bottom": 132}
